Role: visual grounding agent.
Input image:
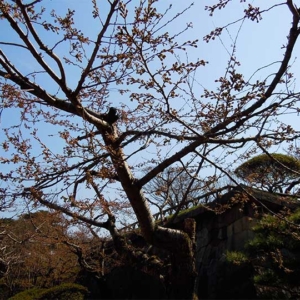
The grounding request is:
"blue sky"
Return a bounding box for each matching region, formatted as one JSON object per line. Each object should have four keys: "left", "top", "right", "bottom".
{"left": 1, "top": 0, "right": 300, "bottom": 220}
{"left": 1, "top": 0, "right": 297, "bottom": 118}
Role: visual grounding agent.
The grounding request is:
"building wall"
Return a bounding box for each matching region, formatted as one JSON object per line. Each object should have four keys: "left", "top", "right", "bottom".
{"left": 194, "top": 204, "right": 258, "bottom": 299}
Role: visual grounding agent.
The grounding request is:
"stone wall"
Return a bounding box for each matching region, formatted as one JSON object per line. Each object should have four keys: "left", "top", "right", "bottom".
{"left": 193, "top": 205, "right": 258, "bottom": 298}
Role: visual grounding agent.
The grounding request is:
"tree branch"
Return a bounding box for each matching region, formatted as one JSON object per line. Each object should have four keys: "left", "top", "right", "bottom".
{"left": 28, "top": 187, "right": 110, "bottom": 229}
{"left": 73, "top": 0, "right": 119, "bottom": 96}
{"left": 16, "top": 0, "right": 67, "bottom": 88}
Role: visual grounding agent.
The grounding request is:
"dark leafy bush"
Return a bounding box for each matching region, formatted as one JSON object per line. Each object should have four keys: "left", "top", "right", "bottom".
{"left": 226, "top": 209, "right": 300, "bottom": 298}
{"left": 9, "top": 283, "right": 88, "bottom": 300}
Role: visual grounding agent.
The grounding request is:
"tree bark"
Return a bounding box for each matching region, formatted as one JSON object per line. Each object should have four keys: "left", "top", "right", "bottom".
{"left": 102, "top": 126, "right": 197, "bottom": 299}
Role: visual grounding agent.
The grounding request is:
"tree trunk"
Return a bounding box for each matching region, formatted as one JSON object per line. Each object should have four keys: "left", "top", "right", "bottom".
{"left": 169, "top": 218, "right": 197, "bottom": 299}
{"left": 153, "top": 220, "right": 197, "bottom": 299}
{"left": 102, "top": 128, "right": 197, "bottom": 299}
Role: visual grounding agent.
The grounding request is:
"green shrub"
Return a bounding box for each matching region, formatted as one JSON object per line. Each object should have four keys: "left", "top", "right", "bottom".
{"left": 226, "top": 250, "right": 249, "bottom": 265}
{"left": 9, "top": 283, "right": 88, "bottom": 300}
{"left": 226, "top": 209, "right": 300, "bottom": 298}
{"left": 8, "top": 288, "right": 45, "bottom": 300}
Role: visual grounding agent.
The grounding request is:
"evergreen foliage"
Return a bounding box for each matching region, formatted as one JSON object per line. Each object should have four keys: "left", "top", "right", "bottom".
{"left": 226, "top": 209, "right": 300, "bottom": 298}
{"left": 235, "top": 153, "right": 300, "bottom": 193}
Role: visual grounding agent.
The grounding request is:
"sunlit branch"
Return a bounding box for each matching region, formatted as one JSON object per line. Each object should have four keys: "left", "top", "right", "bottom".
{"left": 0, "top": 41, "right": 28, "bottom": 49}
{"left": 73, "top": 0, "right": 119, "bottom": 96}
{"left": 2, "top": 6, "right": 68, "bottom": 95}
{"left": 257, "top": 144, "right": 300, "bottom": 177}
{"left": 89, "top": 176, "right": 114, "bottom": 218}
{"left": 16, "top": 0, "right": 67, "bottom": 87}
{"left": 28, "top": 187, "right": 110, "bottom": 229}
{"left": 125, "top": 136, "right": 151, "bottom": 161}
{"left": 205, "top": 10, "right": 300, "bottom": 136}
{"left": 166, "top": 151, "right": 206, "bottom": 225}
{"left": 21, "top": 0, "right": 42, "bottom": 8}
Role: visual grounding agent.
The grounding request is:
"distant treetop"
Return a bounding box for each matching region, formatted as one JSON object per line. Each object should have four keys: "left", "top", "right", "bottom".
{"left": 234, "top": 153, "right": 300, "bottom": 194}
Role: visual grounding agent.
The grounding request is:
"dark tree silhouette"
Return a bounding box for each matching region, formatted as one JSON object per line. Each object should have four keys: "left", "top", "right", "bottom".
{"left": 235, "top": 153, "right": 300, "bottom": 194}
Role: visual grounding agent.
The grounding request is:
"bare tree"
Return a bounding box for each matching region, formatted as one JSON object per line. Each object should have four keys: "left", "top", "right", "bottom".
{"left": 1, "top": 0, "right": 300, "bottom": 298}
{"left": 145, "top": 167, "right": 203, "bottom": 211}
{"left": 0, "top": 212, "right": 79, "bottom": 296}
